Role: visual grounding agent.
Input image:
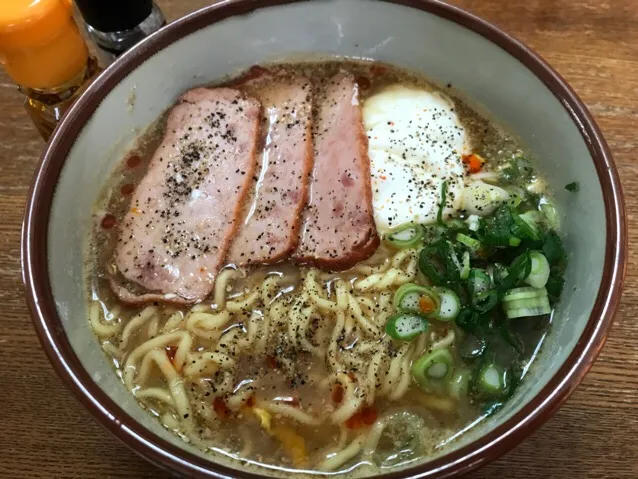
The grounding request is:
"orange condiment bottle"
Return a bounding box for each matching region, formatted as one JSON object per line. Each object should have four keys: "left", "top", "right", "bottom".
{"left": 0, "top": 0, "right": 100, "bottom": 140}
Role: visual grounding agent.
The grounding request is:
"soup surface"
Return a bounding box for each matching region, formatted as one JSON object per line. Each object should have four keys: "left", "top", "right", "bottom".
{"left": 87, "top": 60, "right": 566, "bottom": 476}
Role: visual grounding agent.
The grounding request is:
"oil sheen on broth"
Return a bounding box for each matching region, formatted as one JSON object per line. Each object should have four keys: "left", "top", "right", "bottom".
{"left": 87, "top": 60, "right": 564, "bottom": 476}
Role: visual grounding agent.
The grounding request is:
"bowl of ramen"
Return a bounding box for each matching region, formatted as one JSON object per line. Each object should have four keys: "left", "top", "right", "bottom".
{"left": 22, "top": 0, "right": 625, "bottom": 477}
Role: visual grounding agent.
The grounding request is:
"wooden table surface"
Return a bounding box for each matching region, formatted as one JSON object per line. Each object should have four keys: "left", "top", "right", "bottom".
{"left": 1, "top": 0, "right": 636, "bottom": 477}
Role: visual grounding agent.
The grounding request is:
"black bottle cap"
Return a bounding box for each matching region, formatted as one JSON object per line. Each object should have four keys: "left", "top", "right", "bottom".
{"left": 75, "top": 0, "right": 154, "bottom": 33}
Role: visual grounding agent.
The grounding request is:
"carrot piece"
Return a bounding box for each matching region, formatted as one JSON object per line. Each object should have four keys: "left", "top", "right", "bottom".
{"left": 462, "top": 153, "right": 485, "bottom": 174}
{"left": 419, "top": 296, "right": 437, "bottom": 314}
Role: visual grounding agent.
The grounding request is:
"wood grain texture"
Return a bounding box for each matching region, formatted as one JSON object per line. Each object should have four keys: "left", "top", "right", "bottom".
{"left": 0, "top": 0, "right": 635, "bottom": 477}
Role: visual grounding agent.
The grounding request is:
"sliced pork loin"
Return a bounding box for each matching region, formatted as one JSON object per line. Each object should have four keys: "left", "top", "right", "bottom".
{"left": 294, "top": 73, "right": 379, "bottom": 270}
{"left": 111, "top": 87, "right": 261, "bottom": 304}
{"left": 227, "top": 74, "right": 313, "bottom": 266}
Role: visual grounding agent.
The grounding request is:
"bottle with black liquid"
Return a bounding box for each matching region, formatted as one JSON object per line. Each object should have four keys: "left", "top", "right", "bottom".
{"left": 75, "top": 0, "right": 166, "bottom": 65}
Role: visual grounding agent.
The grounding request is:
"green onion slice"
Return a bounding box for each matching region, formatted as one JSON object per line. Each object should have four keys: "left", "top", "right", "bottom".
{"left": 386, "top": 222, "right": 424, "bottom": 249}
{"left": 437, "top": 180, "right": 448, "bottom": 226}
{"left": 393, "top": 283, "right": 441, "bottom": 315}
{"left": 508, "top": 251, "right": 533, "bottom": 286}
{"left": 505, "top": 186, "right": 526, "bottom": 208}
{"left": 525, "top": 251, "right": 550, "bottom": 288}
{"left": 456, "top": 232, "right": 481, "bottom": 251}
{"left": 503, "top": 297, "right": 551, "bottom": 319}
{"left": 509, "top": 236, "right": 521, "bottom": 247}
{"left": 502, "top": 286, "right": 551, "bottom": 319}
{"left": 512, "top": 211, "right": 542, "bottom": 241}
{"left": 432, "top": 287, "right": 461, "bottom": 320}
{"left": 460, "top": 251, "right": 471, "bottom": 280}
{"left": 472, "top": 289, "right": 499, "bottom": 313}
{"left": 468, "top": 269, "right": 491, "bottom": 296}
{"left": 411, "top": 348, "right": 454, "bottom": 390}
{"left": 503, "top": 286, "right": 547, "bottom": 301}
{"left": 418, "top": 240, "right": 462, "bottom": 286}
{"left": 385, "top": 313, "right": 429, "bottom": 341}
{"left": 539, "top": 198, "right": 560, "bottom": 230}
{"left": 477, "top": 363, "right": 510, "bottom": 398}
{"left": 565, "top": 181, "right": 579, "bottom": 192}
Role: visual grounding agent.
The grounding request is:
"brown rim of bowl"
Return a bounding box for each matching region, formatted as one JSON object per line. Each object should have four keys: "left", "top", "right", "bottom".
{"left": 21, "top": 0, "right": 626, "bottom": 477}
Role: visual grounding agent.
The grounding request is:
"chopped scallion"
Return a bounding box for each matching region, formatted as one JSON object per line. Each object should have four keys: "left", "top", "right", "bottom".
{"left": 503, "top": 297, "right": 551, "bottom": 319}
{"left": 455, "top": 309, "right": 479, "bottom": 332}
{"left": 468, "top": 269, "right": 491, "bottom": 296}
{"left": 565, "top": 181, "right": 579, "bottom": 192}
{"left": 437, "top": 180, "right": 449, "bottom": 226}
{"left": 502, "top": 286, "right": 551, "bottom": 319}
{"left": 525, "top": 251, "right": 550, "bottom": 288}
{"left": 419, "top": 240, "right": 462, "bottom": 286}
{"left": 460, "top": 251, "right": 471, "bottom": 280}
{"left": 505, "top": 185, "right": 526, "bottom": 208}
{"left": 472, "top": 289, "right": 498, "bottom": 313}
{"left": 412, "top": 348, "right": 454, "bottom": 391}
{"left": 386, "top": 222, "right": 424, "bottom": 249}
{"left": 477, "top": 363, "right": 509, "bottom": 398}
{"left": 456, "top": 233, "right": 481, "bottom": 251}
{"left": 507, "top": 251, "right": 532, "bottom": 286}
{"left": 512, "top": 211, "right": 542, "bottom": 241}
{"left": 539, "top": 198, "right": 560, "bottom": 230}
{"left": 502, "top": 286, "right": 547, "bottom": 302}
{"left": 386, "top": 313, "right": 429, "bottom": 341}
{"left": 432, "top": 287, "right": 461, "bottom": 321}
{"left": 393, "top": 283, "right": 440, "bottom": 315}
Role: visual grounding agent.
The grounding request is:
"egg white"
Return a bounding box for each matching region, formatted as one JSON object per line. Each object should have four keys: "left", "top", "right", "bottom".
{"left": 363, "top": 85, "right": 470, "bottom": 232}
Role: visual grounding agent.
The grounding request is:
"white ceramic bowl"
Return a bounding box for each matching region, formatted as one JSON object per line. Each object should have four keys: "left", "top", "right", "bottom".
{"left": 22, "top": 0, "right": 626, "bottom": 477}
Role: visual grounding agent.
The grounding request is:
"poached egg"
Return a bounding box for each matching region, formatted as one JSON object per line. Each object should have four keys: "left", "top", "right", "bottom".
{"left": 363, "top": 85, "right": 470, "bottom": 232}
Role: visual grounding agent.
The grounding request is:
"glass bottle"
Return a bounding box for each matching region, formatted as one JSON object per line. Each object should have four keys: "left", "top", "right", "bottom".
{"left": 0, "top": 0, "right": 100, "bottom": 140}
{"left": 75, "top": 0, "right": 166, "bottom": 65}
